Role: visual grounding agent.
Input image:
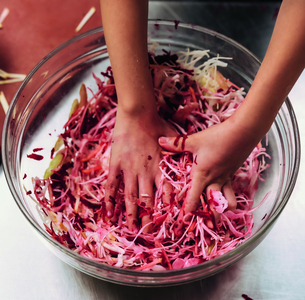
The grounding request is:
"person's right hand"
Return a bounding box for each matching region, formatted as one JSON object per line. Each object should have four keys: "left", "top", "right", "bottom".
{"left": 105, "top": 108, "right": 176, "bottom": 233}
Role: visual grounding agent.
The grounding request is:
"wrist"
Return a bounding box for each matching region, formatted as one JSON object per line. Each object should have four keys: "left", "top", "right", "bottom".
{"left": 117, "top": 95, "right": 158, "bottom": 116}
{"left": 116, "top": 99, "right": 159, "bottom": 124}
{"left": 229, "top": 89, "right": 278, "bottom": 143}
{"left": 225, "top": 111, "right": 264, "bottom": 153}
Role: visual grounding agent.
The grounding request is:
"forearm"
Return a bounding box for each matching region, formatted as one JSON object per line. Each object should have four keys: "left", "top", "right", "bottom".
{"left": 231, "top": 0, "right": 305, "bottom": 142}
{"left": 100, "top": 0, "right": 156, "bottom": 116}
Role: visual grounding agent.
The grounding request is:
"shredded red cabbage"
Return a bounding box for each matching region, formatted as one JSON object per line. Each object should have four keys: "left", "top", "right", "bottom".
{"left": 29, "top": 49, "right": 270, "bottom": 271}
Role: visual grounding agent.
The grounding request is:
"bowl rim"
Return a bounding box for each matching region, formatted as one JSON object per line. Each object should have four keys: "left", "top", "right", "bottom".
{"left": 1, "top": 19, "right": 301, "bottom": 283}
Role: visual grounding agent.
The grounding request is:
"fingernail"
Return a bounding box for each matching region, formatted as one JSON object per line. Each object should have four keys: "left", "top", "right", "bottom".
{"left": 159, "top": 136, "right": 169, "bottom": 144}
{"left": 107, "top": 210, "right": 113, "bottom": 218}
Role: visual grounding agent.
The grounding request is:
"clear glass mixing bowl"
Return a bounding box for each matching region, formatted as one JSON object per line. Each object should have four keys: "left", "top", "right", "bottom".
{"left": 2, "top": 20, "right": 300, "bottom": 287}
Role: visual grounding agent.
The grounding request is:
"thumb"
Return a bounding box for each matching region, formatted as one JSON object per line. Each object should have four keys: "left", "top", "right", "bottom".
{"left": 158, "top": 134, "right": 192, "bottom": 153}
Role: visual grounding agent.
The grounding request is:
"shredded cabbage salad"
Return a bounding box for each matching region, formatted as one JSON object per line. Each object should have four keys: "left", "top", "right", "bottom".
{"left": 28, "top": 48, "right": 270, "bottom": 271}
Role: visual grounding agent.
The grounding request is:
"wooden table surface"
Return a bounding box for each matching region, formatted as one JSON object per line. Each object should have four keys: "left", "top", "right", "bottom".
{"left": 0, "top": 0, "right": 102, "bottom": 138}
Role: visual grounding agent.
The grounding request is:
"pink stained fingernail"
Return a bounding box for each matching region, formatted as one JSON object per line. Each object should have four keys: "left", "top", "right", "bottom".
{"left": 107, "top": 210, "right": 112, "bottom": 218}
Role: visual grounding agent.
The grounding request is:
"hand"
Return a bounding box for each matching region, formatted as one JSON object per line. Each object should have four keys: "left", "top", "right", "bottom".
{"left": 105, "top": 108, "right": 176, "bottom": 233}
{"left": 159, "top": 118, "right": 259, "bottom": 236}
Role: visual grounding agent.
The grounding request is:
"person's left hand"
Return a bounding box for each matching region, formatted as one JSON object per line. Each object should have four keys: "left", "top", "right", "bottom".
{"left": 159, "top": 117, "right": 259, "bottom": 236}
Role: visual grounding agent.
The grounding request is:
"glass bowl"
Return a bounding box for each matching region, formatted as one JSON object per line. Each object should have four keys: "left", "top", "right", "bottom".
{"left": 2, "top": 20, "right": 300, "bottom": 287}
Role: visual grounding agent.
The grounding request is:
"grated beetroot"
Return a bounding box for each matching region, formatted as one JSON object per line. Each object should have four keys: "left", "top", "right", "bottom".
{"left": 27, "top": 153, "right": 44, "bottom": 161}
{"left": 30, "top": 49, "right": 270, "bottom": 271}
{"left": 242, "top": 294, "right": 254, "bottom": 300}
{"left": 174, "top": 20, "right": 180, "bottom": 30}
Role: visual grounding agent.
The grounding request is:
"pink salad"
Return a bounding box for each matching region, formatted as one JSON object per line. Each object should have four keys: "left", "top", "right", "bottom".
{"left": 28, "top": 49, "right": 270, "bottom": 271}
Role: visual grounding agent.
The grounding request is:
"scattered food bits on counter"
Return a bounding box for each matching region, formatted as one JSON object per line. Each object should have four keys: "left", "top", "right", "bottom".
{"left": 0, "top": 69, "right": 26, "bottom": 85}
{"left": 0, "top": 91, "right": 9, "bottom": 114}
{"left": 75, "top": 7, "right": 96, "bottom": 32}
{"left": 0, "top": 7, "right": 9, "bottom": 29}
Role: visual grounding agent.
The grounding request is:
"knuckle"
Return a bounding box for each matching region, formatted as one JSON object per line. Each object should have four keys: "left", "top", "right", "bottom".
{"left": 140, "top": 195, "right": 154, "bottom": 208}
{"left": 125, "top": 192, "right": 138, "bottom": 206}
{"left": 105, "top": 182, "right": 117, "bottom": 194}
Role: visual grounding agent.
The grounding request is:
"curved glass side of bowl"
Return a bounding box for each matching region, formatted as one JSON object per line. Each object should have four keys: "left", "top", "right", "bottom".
{"left": 2, "top": 21, "right": 300, "bottom": 287}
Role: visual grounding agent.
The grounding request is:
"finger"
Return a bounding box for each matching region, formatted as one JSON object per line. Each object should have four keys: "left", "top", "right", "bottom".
{"left": 174, "top": 171, "right": 207, "bottom": 237}
{"left": 161, "top": 180, "right": 173, "bottom": 207}
{"left": 124, "top": 171, "right": 139, "bottom": 232}
{"left": 155, "top": 174, "right": 173, "bottom": 207}
{"left": 138, "top": 177, "right": 154, "bottom": 233}
{"left": 158, "top": 134, "right": 192, "bottom": 153}
{"left": 111, "top": 201, "right": 122, "bottom": 224}
{"left": 186, "top": 172, "right": 211, "bottom": 213}
{"left": 104, "top": 166, "right": 121, "bottom": 219}
{"left": 206, "top": 183, "right": 222, "bottom": 201}
{"left": 206, "top": 183, "right": 222, "bottom": 224}
{"left": 222, "top": 181, "right": 237, "bottom": 212}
